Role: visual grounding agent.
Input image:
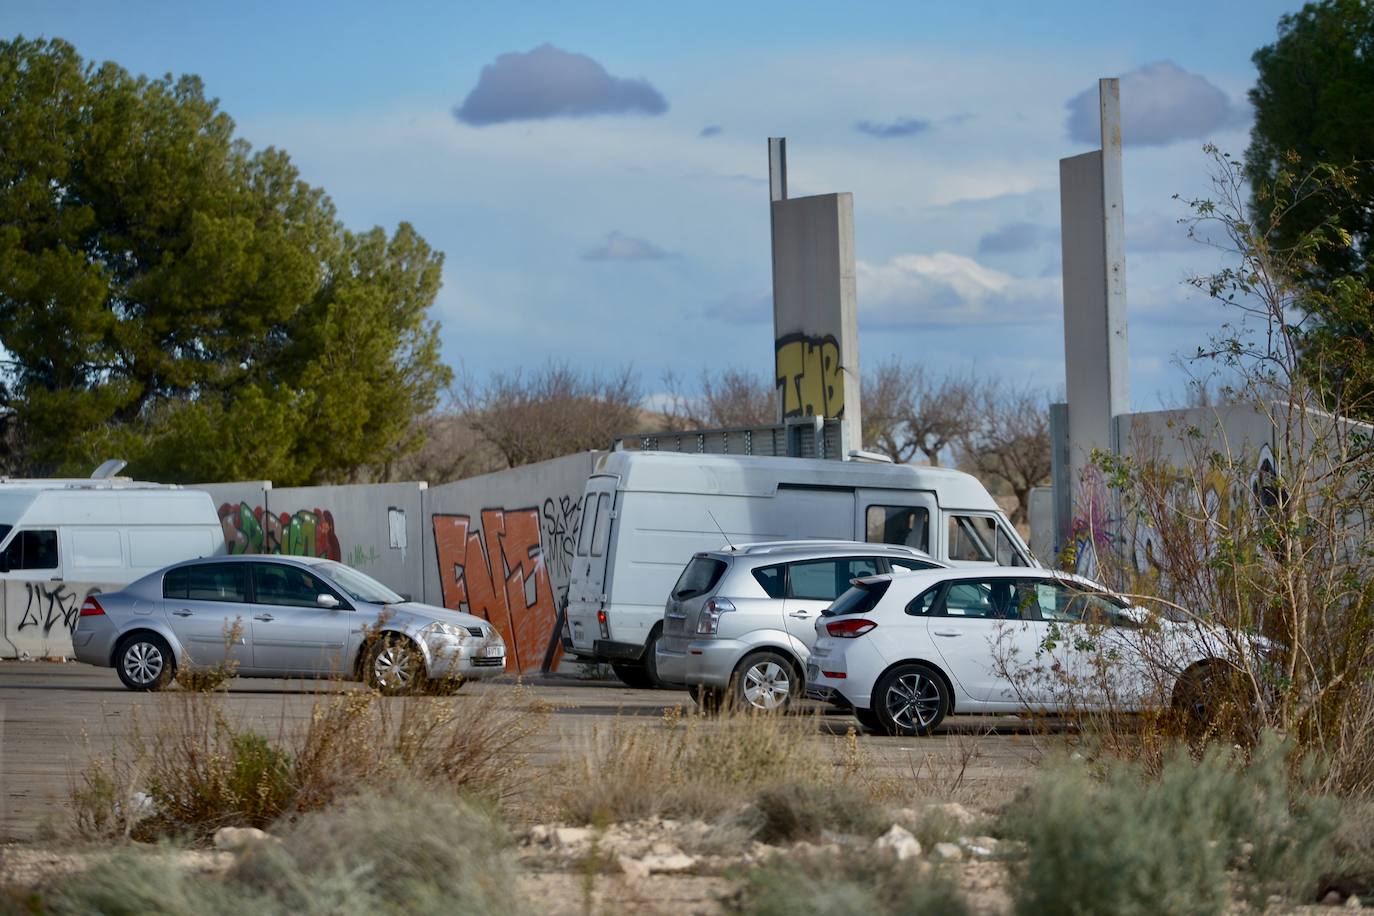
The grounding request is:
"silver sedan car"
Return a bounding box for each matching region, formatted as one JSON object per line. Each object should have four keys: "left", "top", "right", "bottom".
{"left": 72, "top": 555, "right": 506, "bottom": 693}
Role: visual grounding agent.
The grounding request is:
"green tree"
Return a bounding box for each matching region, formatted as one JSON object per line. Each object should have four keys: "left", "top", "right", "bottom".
{"left": 1247, "top": 1, "right": 1374, "bottom": 413}
{"left": 0, "top": 37, "right": 451, "bottom": 483}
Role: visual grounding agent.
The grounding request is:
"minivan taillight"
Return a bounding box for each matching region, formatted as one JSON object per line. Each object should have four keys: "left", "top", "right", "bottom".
{"left": 80, "top": 596, "right": 105, "bottom": 617}
{"left": 696, "top": 597, "right": 736, "bottom": 635}
{"left": 825, "top": 618, "right": 876, "bottom": 638}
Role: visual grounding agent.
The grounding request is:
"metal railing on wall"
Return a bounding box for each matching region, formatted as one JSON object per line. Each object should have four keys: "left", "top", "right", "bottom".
{"left": 612, "top": 417, "right": 843, "bottom": 460}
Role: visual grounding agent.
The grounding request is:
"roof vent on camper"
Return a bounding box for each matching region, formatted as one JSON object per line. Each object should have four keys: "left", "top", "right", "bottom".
{"left": 847, "top": 449, "right": 894, "bottom": 464}
{"left": 90, "top": 459, "right": 129, "bottom": 480}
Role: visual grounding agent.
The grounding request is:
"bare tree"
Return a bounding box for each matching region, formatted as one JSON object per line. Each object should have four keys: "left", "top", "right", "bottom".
{"left": 957, "top": 384, "right": 1051, "bottom": 526}
{"left": 659, "top": 368, "right": 774, "bottom": 429}
{"left": 861, "top": 360, "right": 980, "bottom": 465}
{"left": 384, "top": 408, "right": 506, "bottom": 484}
{"left": 462, "top": 363, "right": 643, "bottom": 468}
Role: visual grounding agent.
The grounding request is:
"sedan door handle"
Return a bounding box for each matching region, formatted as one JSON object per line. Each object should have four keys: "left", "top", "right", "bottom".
{"left": 253, "top": 614, "right": 275, "bottom": 622}
{"left": 932, "top": 629, "right": 962, "bottom": 637}
{"left": 172, "top": 610, "right": 193, "bottom": 617}
{"left": 788, "top": 610, "right": 812, "bottom": 619}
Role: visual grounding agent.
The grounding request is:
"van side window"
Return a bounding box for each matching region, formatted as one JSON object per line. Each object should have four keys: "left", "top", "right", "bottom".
{"left": 590, "top": 493, "right": 611, "bottom": 557}
{"left": 1, "top": 530, "right": 59, "bottom": 570}
{"left": 995, "top": 526, "right": 1026, "bottom": 566}
{"left": 948, "top": 515, "right": 996, "bottom": 562}
{"left": 865, "top": 506, "right": 930, "bottom": 552}
{"left": 576, "top": 494, "right": 597, "bottom": 556}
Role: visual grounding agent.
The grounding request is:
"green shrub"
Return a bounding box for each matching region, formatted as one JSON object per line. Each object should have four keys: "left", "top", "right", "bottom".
{"left": 1000, "top": 735, "right": 1338, "bottom": 915}
{"left": 726, "top": 848, "right": 970, "bottom": 916}
{"left": 743, "top": 780, "right": 889, "bottom": 844}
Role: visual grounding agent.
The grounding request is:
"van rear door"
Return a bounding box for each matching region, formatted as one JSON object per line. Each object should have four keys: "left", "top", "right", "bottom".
{"left": 565, "top": 475, "right": 618, "bottom": 654}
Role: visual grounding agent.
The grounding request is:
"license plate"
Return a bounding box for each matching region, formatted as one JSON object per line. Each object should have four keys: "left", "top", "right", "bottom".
{"left": 481, "top": 645, "right": 505, "bottom": 658}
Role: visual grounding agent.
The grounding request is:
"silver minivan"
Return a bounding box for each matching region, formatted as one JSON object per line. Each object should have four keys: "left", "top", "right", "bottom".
{"left": 655, "top": 541, "right": 942, "bottom": 711}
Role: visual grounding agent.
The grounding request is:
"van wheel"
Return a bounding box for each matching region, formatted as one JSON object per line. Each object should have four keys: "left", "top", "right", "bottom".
{"left": 730, "top": 651, "right": 800, "bottom": 712}
{"left": 115, "top": 634, "right": 176, "bottom": 691}
{"left": 873, "top": 662, "right": 949, "bottom": 736}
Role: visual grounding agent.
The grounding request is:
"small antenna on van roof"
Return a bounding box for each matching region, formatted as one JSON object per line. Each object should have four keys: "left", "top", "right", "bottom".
{"left": 707, "top": 510, "right": 736, "bottom": 551}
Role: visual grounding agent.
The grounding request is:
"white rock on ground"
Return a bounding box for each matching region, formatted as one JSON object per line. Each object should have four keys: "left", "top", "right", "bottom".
{"left": 640, "top": 852, "right": 696, "bottom": 874}
{"left": 932, "top": 842, "right": 964, "bottom": 862}
{"left": 212, "top": 827, "right": 277, "bottom": 851}
{"left": 617, "top": 855, "right": 650, "bottom": 880}
{"left": 873, "top": 824, "right": 922, "bottom": 861}
{"left": 552, "top": 826, "right": 592, "bottom": 850}
{"left": 925, "top": 803, "right": 979, "bottom": 829}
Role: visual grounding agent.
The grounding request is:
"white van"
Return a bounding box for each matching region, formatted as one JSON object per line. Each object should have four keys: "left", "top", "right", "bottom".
{"left": 562, "top": 451, "right": 1035, "bottom": 686}
{"left": 0, "top": 479, "right": 224, "bottom": 659}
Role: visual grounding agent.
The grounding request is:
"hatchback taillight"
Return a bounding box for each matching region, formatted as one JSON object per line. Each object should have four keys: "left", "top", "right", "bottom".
{"left": 825, "top": 618, "right": 876, "bottom": 638}
{"left": 696, "top": 597, "right": 736, "bottom": 635}
{"left": 79, "top": 596, "right": 105, "bottom": 617}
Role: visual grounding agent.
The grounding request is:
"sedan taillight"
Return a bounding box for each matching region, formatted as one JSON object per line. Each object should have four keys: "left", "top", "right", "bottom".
{"left": 825, "top": 618, "right": 876, "bottom": 638}
{"left": 80, "top": 596, "right": 105, "bottom": 617}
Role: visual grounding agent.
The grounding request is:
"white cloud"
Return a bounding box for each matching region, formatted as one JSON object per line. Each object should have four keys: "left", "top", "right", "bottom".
{"left": 1065, "top": 61, "right": 1246, "bottom": 147}
{"left": 857, "top": 252, "right": 1060, "bottom": 327}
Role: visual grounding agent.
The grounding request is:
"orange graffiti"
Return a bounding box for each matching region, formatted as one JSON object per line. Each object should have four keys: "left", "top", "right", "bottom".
{"left": 433, "top": 508, "right": 562, "bottom": 674}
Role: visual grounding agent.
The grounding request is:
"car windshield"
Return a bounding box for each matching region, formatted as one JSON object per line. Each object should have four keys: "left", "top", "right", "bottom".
{"left": 315, "top": 561, "right": 405, "bottom": 604}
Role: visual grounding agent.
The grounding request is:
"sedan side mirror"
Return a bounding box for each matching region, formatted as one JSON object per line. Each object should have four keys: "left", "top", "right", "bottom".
{"left": 316, "top": 593, "right": 341, "bottom": 609}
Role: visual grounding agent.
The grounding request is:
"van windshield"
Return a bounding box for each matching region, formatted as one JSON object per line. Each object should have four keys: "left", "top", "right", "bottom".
{"left": 0, "top": 524, "right": 10, "bottom": 546}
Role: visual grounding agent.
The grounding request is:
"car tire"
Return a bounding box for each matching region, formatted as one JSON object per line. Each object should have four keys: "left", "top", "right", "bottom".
{"left": 689, "top": 683, "right": 725, "bottom": 713}
{"left": 1172, "top": 660, "right": 1226, "bottom": 731}
{"left": 611, "top": 628, "right": 664, "bottom": 689}
{"left": 365, "top": 634, "right": 426, "bottom": 696}
{"left": 115, "top": 633, "right": 176, "bottom": 691}
{"left": 853, "top": 707, "right": 882, "bottom": 732}
{"left": 872, "top": 662, "right": 949, "bottom": 736}
{"left": 730, "top": 650, "right": 800, "bottom": 713}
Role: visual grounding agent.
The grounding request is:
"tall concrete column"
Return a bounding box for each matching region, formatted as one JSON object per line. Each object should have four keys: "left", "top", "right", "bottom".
{"left": 1058, "top": 78, "right": 1129, "bottom": 530}
{"left": 768, "top": 138, "right": 862, "bottom": 457}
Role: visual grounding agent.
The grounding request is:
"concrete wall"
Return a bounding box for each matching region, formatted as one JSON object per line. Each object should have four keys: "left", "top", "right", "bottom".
{"left": 422, "top": 451, "right": 599, "bottom": 675}
{"left": 770, "top": 190, "right": 862, "bottom": 454}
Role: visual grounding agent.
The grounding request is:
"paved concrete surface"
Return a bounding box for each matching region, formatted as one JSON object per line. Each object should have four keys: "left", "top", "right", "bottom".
{"left": 0, "top": 661, "right": 1049, "bottom": 842}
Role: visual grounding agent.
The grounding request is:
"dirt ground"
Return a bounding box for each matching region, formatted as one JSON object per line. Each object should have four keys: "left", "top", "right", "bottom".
{"left": 0, "top": 659, "right": 1050, "bottom": 844}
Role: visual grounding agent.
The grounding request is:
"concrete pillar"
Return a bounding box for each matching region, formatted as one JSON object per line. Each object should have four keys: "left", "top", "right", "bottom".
{"left": 768, "top": 138, "right": 862, "bottom": 457}
{"left": 1059, "top": 78, "right": 1129, "bottom": 517}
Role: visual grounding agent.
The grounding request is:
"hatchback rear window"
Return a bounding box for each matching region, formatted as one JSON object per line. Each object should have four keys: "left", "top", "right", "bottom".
{"left": 672, "top": 557, "right": 728, "bottom": 600}
{"left": 827, "top": 580, "right": 891, "bottom": 616}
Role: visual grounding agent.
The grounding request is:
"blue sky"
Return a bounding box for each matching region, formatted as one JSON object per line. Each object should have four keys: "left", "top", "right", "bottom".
{"left": 7, "top": 0, "right": 1302, "bottom": 408}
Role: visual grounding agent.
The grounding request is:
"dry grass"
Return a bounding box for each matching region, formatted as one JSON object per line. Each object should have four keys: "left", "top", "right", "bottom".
{"left": 71, "top": 685, "right": 546, "bottom": 840}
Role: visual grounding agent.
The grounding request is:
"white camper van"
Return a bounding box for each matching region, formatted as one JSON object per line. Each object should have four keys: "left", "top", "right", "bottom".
{"left": 562, "top": 451, "right": 1035, "bottom": 686}
{"left": 0, "top": 479, "right": 224, "bottom": 659}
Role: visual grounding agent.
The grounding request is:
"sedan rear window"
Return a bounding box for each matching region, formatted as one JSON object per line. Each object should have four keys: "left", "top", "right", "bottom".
{"left": 672, "top": 557, "right": 727, "bottom": 600}
{"left": 827, "top": 580, "right": 891, "bottom": 616}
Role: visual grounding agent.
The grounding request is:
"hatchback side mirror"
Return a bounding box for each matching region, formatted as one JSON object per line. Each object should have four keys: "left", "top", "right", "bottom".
{"left": 316, "top": 593, "right": 341, "bottom": 609}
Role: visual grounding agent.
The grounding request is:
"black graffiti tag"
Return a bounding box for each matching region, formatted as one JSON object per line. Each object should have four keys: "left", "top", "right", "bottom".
{"left": 541, "top": 494, "right": 582, "bottom": 583}
{"left": 16, "top": 582, "right": 86, "bottom": 637}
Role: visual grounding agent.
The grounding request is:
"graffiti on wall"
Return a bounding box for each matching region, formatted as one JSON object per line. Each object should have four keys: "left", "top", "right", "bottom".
{"left": 541, "top": 495, "right": 583, "bottom": 584}
{"left": 433, "top": 508, "right": 564, "bottom": 675}
{"left": 15, "top": 582, "right": 99, "bottom": 637}
{"left": 775, "top": 332, "right": 845, "bottom": 419}
{"left": 1069, "top": 445, "right": 1281, "bottom": 581}
{"left": 219, "top": 502, "right": 342, "bottom": 561}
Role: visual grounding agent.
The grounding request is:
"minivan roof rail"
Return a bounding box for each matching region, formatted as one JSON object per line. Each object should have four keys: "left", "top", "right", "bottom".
{"left": 719, "top": 539, "right": 930, "bottom": 556}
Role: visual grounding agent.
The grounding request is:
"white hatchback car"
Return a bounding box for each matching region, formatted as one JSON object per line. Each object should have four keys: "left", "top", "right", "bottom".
{"left": 807, "top": 567, "right": 1230, "bottom": 736}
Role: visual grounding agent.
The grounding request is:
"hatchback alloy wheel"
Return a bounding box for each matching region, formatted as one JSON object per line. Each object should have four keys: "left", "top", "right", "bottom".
{"left": 732, "top": 651, "right": 798, "bottom": 712}
{"left": 873, "top": 662, "right": 949, "bottom": 736}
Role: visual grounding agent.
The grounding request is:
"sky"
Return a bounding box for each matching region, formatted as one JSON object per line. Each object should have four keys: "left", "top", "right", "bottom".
{"left": 6, "top": 0, "right": 1304, "bottom": 409}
